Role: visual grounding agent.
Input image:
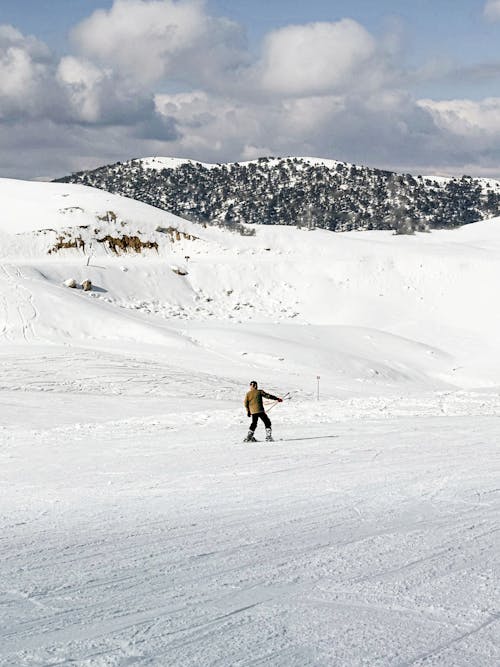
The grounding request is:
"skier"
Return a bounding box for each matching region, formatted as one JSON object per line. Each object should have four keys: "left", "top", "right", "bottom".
{"left": 243, "top": 380, "right": 282, "bottom": 442}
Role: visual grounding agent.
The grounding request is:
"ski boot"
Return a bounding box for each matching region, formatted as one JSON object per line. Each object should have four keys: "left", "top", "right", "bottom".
{"left": 265, "top": 428, "right": 274, "bottom": 442}
{"left": 244, "top": 430, "right": 257, "bottom": 443}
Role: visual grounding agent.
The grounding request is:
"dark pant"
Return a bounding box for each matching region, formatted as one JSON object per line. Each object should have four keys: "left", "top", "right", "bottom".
{"left": 249, "top": 412, "right": 271, "bottom": 432}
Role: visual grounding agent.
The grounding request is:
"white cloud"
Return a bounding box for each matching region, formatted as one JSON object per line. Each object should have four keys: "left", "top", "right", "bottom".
{"left": 155, "top": 91, "right": 252, "bottom": 158}
{"left": 57, "top": 57, "right": 109, "bottom": 123}
{"left": 153, "top": 89, "right": 443, "bottom": 172}
{"left": 154, "top": 90, "right": 323, "bottom": 161}
{"left": 71, "top": 0, "right": 246, "bottom": 87}
{"left": 2, "top": 6, "right": 500, "bottom": 180}
{"left": 279, "top": 96, "right": 346, "bottom": 136}
{"left": 0, "top": 20, "right": 175, "bottom": 130}
{"left": 0, "top": 116, "right": 181, "bottom": 180}
{"left": 0, "top": 24, "right": 50, "bottom": 60}
{"left": 0, "top": 25, "right": 57, "bottom": 120}
{"left": 418, "top": 98, "right": 500, "bottom": 137}
{"left": 57, "top": 56, "right": 159, "bottom": 126}
{"left": 258, "top": 20, "right": 378, "bottom": 96}
{"left": 0, "top": 21, "right": 179, "bottom": 177}
{"left": 240, "top": 144, "right": 273, "bottom": 161}
{"left": 484, "top": 0, "right": 500, "bottom": 21}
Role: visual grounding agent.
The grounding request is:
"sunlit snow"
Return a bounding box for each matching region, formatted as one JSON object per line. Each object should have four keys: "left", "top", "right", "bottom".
{"left": 1, "top": 177, "right": 499, "bottom": 666}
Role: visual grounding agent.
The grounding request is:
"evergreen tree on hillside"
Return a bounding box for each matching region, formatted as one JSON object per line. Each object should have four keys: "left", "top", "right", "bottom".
{"left": 55, "top": 158, "right": 500, "bottom": 233}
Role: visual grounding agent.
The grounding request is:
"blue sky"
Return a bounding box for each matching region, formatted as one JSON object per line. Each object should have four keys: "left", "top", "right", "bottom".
{"left": 1, "top": 0, "right": 500, "bottom": 178}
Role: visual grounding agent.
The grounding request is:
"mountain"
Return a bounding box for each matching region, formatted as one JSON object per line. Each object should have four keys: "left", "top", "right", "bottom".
{"left": 55, "top": 155, "right": 500, "bottom": 233}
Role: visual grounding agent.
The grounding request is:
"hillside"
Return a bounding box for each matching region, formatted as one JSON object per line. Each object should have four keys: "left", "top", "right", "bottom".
{"left": 2, "top": 177, "right": 500, "bottom": 665}
{"left": 2, "top": 176, "right": 500, "bottom": 390}
{"left": 56, "top": 155, "right": 500, "bottom": 233}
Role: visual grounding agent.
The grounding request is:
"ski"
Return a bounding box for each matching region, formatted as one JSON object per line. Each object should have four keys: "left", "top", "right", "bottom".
{"left": 241, "top": 437, "right": 338, "bottom": 444}
{"left": 241, "top": 436, "right": 339, "bottom": 443}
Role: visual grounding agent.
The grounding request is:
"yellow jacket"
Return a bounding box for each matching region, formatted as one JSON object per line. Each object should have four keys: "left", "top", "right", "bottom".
{"left": 244, "top": 388, "right": 278, "bottom": 414}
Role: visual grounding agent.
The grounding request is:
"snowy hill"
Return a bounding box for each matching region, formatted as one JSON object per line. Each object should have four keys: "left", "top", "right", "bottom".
{"left": 1, "top": 178, "right": 500, "bottom": 666}
{"left": 2, "top": 176, "right": 500, "bottom": 390}
{"left": 56, "top": 155, "right": 500, "bottom": 233}
{"left": 0, "top": 180, "right": 500, "bottom": 391}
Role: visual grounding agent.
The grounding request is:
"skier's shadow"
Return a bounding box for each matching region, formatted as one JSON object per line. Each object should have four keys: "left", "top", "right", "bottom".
{"left": 278, "top": 435, "right": 339, "bottom": 442}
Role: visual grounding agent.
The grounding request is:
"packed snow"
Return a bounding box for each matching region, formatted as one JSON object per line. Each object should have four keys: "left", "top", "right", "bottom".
{"left": 1, "top": 177, "right": 499, "bottom": 666}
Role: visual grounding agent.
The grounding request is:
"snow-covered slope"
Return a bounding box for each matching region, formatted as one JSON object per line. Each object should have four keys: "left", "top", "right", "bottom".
{"left": 0, "top": 176, "right": 209, "bottom": 238}
{"left": 2, "top": 176, "right": 500, "bottom": 390}
{"left": 2, "top": 178, "right": 500, "bottom": 666}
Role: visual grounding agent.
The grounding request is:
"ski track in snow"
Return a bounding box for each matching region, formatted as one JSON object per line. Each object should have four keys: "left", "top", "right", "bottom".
{"left": 1, "top": 182, "right": 500, "bottom": 665}
{"left": 0, "top": 265, "right": 37, "bottom": 343}
{"left": 1, "top": 348, "right": 499, "bottom": 666}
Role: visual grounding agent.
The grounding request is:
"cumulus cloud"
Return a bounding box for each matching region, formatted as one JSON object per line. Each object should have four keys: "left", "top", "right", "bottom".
{"left": 71, "top": 0, "right": 247, "bottom": 87}
{"left": 484, "top": 0, "right": 500, "bottom": 20}
{"left": 0, "top": 25, "right": 60, "bottom": 120}
{"left": 153, "top": 91, "right": 342, "bottom": 162}
{"left": 154, "top": 91, "right": 261, "bottom": 159}
{"left": 0, "top": 18, "right": 180, "bottom": 178}
{"left": 153, "top": 89, "right": 446, "bottom": 173}
{"left": 0, "top": 24, "right": 155, "bottom": 126}
{"left": 57, "top": 56, "right": 161, "bottom": 126}
{"left": 258, "top": 19, "right": 379, "bottom": 96}
{"left": 2, "top": 1, "right": 500, "bottom": 180}
{"left": 57, "top": 56, "right": 110, "bottom": 123}
{"left": 418, "top": 97, "right": 500, "bottom": 137}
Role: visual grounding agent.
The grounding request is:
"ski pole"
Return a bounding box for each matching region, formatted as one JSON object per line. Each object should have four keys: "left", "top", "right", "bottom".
{"left": 267, "top": 391, "right": 291, "bottom": 412}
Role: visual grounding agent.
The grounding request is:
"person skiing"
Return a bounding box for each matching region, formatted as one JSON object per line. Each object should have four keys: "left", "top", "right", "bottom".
{"left": 243, "top": 380, "right": 282, "bottom": 442}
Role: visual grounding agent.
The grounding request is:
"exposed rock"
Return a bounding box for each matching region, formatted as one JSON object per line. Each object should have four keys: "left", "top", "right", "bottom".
{"left": 171, "top": 265, "right": 188, "bottom": 276}
{"left": 96, "top": 234, "right": 158, "bottom": 254}
{"left": 49, "top": 234, "right": 85, "bottom": 254}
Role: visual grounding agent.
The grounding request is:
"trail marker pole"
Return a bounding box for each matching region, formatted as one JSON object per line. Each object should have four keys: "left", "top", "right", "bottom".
{"left": 86, "top": 242, "right": 93, "bottom": 267}
{"left": 317, "top": 376, "right": 320, "bottom": 401}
